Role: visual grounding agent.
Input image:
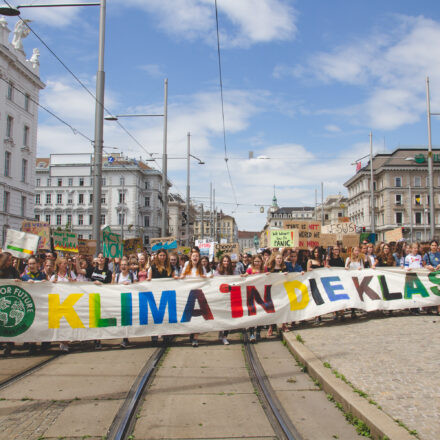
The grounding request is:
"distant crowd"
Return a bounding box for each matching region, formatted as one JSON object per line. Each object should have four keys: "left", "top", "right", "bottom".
{"left": 0, "top": 238, "right": 439, "bottom": 354}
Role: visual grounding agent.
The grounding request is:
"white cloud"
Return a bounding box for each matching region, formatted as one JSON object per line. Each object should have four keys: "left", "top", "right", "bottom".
{"left": 282, "top": 15, "right": 440, "bottom": 131}
{"left": 122, "top": 0, "right": 297, "bottom": 47}
{"left": 325, "top": 124, "right": 341, "bottom": 133}
{"left": 140, "top": 64, "right": 165, "bottom": 78}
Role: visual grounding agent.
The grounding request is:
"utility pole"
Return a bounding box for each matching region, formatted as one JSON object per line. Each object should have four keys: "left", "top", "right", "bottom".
{"left": 315, "top": 188, "right": 317, "bottom": 221}
{"left": 186, "top": 132, "right": 190, "bottom": 246}
{"left": 213, "top": 188, "right": 216, "bottom": 242}
{"left": 120, "top": 177, "right": 125, "bottom": 241}
{"left": 426, "top": 77, "right": 436, "bottom": 240}
{"left": 370, "top": 131, "right": 375, "bottom": 235}
{"left": 409, "top": 185, "right": 413, "bottom": 242}
{"left": 321, "top": 182, "right": 324, "bottom": 226}
{"left": 210, "top": 182, "right": 213, "bottom": 241}
{"left": 161, "top": 78, "right": 168, "bottom": 237}
{"left": 201, "top": 203, "right": 204, "bottom": 241}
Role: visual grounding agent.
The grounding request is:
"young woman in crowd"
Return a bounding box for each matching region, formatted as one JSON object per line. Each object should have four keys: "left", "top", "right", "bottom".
{"left": 374, "top": 244, "right": 395, "bottom": 268}
{"left": 169, "top": 253, "right": 179, "bottom": 276}
{"left": 137, "top": 253, "right": 149, "bottom": 282}
{"left": 393, "top": 242, "right": 406, "bottom": 267}
{"left": 326, "top": 246, "right": 344, "bottom": 268}
{"left": 201, "top": 256, "right": 214, "bottom": 278}
{"left": 214, "top": 255, "right": 239, "bottom": 344}
{"left": 147, "top": 249, "right": 176, "bottom": 280}
{"left": 307, "top": 247, "right": 324, "bottom": 272}
{"left": 242, "top": 254, "right": 265, "bottom": 342}
{"left": 345, "top": 246, "right": 364, "bottom": 270}
{"left": 21, "top": 256, "right": 47, "bottom": 282}
{"left": 177, "top": 254, "right": 189, "bottom": 277}
{"left": 180, "top": 250, "right": 206, "bottom": 347}
{"left": 42, "top": 258, "right": 55, "bottom": 280}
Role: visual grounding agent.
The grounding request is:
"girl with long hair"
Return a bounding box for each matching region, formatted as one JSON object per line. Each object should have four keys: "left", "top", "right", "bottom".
{"left": 201, "top": 256, "right": 214, "bottom": 278}
{"left": 307, "top": 247, "right": 324, "bottom": 272}
{"left": 374, "top": 244, "right": 395, "bottom": 267}
{"left": 137, "top": 253, "right": 149, "bottom": 282}
{"left": 147, "top": 249, "right": 175, "bottom": 280}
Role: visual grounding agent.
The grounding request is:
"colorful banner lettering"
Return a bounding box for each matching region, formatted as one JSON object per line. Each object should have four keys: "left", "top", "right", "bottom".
{"left": 102, "top": 226, "right": 123, "bottom": 259}
{"left": 21, "top": 221, "right": 51, "bottom": 251}
{"left": 1, "top": 268, "right": 440, "bottom": 342}
{"left": 53, "top": 230, "right": 78, "bottom": 253}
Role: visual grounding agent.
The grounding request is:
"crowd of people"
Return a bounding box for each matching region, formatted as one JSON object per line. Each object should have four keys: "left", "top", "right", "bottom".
{"left": 0, "top": 238, "right": 439, "bottom": 354}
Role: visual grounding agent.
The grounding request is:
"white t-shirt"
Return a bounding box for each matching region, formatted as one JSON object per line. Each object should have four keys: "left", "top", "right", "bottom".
{"left": 345, "top": 257, "right": 363, "bottom": 270}
{"left": 116, "top": 272, "right": 134, "bottom": 284}
{"left": 181, "top": 261, "right": 206, "bottom": 278}
{"left": 404, "top": 254, "right": 423, "bottom": 269}
{"left": 50, "top": 272, "right": 76, "bottom": 282}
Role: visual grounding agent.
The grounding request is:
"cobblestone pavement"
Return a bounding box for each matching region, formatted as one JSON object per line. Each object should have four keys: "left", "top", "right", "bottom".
{"left": 293, "top": 312, "right": 440, "bottom": 440}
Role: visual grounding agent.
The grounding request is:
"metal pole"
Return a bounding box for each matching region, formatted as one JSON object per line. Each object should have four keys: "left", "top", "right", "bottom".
{"left": 370, "top": 131, "right": 375, "bottom": 235}
{"left": 409, "top": 185, "right": 413, "bottom": 242}
{"left": 213, "top": 188, "right": 216, "bottom": 241}
{"left": 424, "top": 198, "right": 427, "bottom": 241}
{"left": 321, "top": 182, "right": 324, "bottom": 226}
{"left": 186, "top": 132, "right": 190, "bottom": 246}
{"left": 210, "top": 182, "right": 213, "bottom": 240}
{"left": 426, "top": 76, "right": 436, "bottom": 240}
{"left": 92, "top": 0, "right": 106, "bottom": 252}
{"left": 161, "top": 78, "right": 168, "bottom": 237}
{"left": 120, "top": 177, "right": 124, "bottom": 241}
{"left": 201, "top": 203, "right": 204, "bottom": 241}
{"left": 315, "top": 188, "right": 317, "bottom": 221}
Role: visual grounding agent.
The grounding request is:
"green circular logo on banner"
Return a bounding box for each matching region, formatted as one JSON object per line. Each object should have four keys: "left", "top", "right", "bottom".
{"left": 0, "top": 285, "right": 35, "bottom": 337}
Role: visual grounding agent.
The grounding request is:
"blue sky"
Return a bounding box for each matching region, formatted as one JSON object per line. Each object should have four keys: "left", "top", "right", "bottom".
{"left": 7, "top": 0, "right": 440, "bottom": 230}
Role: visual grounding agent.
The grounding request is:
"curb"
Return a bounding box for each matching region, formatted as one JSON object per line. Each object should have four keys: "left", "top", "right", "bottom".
{"left": 283, "top": 332, "right": 414, "bottom": 440}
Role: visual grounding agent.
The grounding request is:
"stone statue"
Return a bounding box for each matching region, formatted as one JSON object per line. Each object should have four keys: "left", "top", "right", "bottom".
{"left": 0, "top": 17, "right": 7, "bottom": 29}
{"left": 29, "top": 48, "right": 39, "bottom": 67}
{"left": 11, "top": 20, "right": 31, "bottom": 51}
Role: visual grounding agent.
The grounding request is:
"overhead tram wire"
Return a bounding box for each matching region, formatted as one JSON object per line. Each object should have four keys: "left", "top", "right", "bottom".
{"left": 214, "top": 0, "right": 238, "bottom": 208}
{"left": 4, "top": 0, "right": 190, "bottom": 197}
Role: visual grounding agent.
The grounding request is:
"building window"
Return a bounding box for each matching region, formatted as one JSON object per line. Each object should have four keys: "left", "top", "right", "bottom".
{"left": 102, "top": 178, "right": 106, "bottom": 186}
{"left": 23, "top": 125, "right": 30, "bottom": 147}
{"left": 36, "top": 178, "right": 40, "bottom": 187}
{"left": 78, "top": 214, "right": 83, "bottom": 225}
{"left": 145, "top": 181, "right": 150, "bottom": 189}
{"left": 89, "top": 193, "right": 93, "bottom": 203}
{"left": 415, "top": 212, "right": 422, "bottom": 225}
{"left": 57, "top": 194, "right": 62, "bottom": 204}
{"left": 21, "top": 196, "right": 26, "bottom": 217}
{"left": 35, "top": 214, "right": 40, "bottom": 221}
{"left": 24, "top": 94, "right": 30, "bottom": 111}
{"left": 414, "top": 176, "right": 421, "bottom": 187}
{"left": 67, "top": 197, "right": 73, "bottom": 205}
{"left": 3, "top": 191, "right": 9, "bottom": 212}
{"left": 45, "top": 214, "right": 51, "bottom": 224}
{"left": 67, "top": 214, "right": 72, "bottom": 225}
{"left": 395, "top": 212, "right": 403, "bottom": 225}
{"left": 68, "top": 178, "right": 73, "bottom": 186}
{"left": 46, "top": 193, "right": 51, "bottom": 204}
{"left": 7, "top": 82, "right": 13, "bottom": 100}
{"left": 35, "top": 194, "right": 40, "bottom": 205}
{"left": 144, "top": 215, "right": 150, "bottom": 227}
{"left": 120, "top": 177, "right": 125, "bottom": 186}
{"left": 100, "top": 214, "right": 105, "bottom": 225}
{"left": 415, "top": 194, "right": 421, "bottom": 206}
{"left": 119, "top": 192, "right": 125, "bottom": 203}
{"left": 373, "top": 181, "right": 376, "bottom": 191}
{"left": 101, "top": 195, "right": 106, "bottom": 204}
{"left": 20, "top": 159, "right": 27, "bottom": 183}
{"left": 6, "top": 115, "right": 13, "bottom": 138}
{"left": 79, "top": 178, "right": 84, "bottom": 186}
{"left": 118, "top": 213, "right": 125, "bottom": 225}
{"left": 89, "top": 214, "right": 93, "bottom": 225}
{"left": 395, "top": 194, "right": 402, "bottom": 205}
{"left": 57, "top": 178, "right": 62, "bottom": 186}
{"left": 144, "top": 196, "right": 150, "bottom": 207}
{"left": 56, "top": 214, "right": 62, "bottom": 225}
{"left": 78, "top": 234, "right": 83, "bottom": 239}
{"left": 395, "top": 177, "right": 402, "bottom": 188}
{"left": 47, "top": 178, "right": 51, "bottom": 186}
{"left": 4, "top": 151, "right": 10, "bottom": 177}
{"left": 78, "top": 194, "right": 84, "bottom": 204}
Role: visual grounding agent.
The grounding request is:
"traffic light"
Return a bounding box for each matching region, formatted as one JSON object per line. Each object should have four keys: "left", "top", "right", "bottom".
{"left": 362, "top": 227, "right": 366, "bottom": 232}
{"left": 402, "top": 227, "right": 406, "bottom": 234}
{"left": 181, "top": 211, "right": 187, "bottom": 227}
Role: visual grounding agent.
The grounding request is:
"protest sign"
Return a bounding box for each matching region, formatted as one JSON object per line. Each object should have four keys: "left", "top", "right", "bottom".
{"left": 198, "top": 242, "right": 215, "bottom": 259}
{"left": 269, "top": 230, "right": 298, "bottom": 248}
{"left": 342, "top": 234, "right": 360, "bottom": 249}
{"left": 150, "top": 236, "right": 177, "bottom": 252}
{"left": 78, "top": 239, "right": 97, "bottom": 257}
{"left": 21, "top": 221, "right": 51, "bottom": 250}
{"left": 177, "top": 246, "right": 191, "bottom": 255}
{"left": 123, "top": 238, "right": 143, "bottom": 255}
{"left": 322, "top": 222, "right": 356, "bottom": 239}
{"left": 53, "top": 230, "right": 78, "bottom": 253}
{"left": 214, "top": 243, "right": 240, "bottom": 261}
{"left": 2, "top": 268, "right": 440, "bottom": 342}
{"left": 320, "top": 233, "right": 338, "bottom": 248}
{"left": 5, "top": 229, "right": 40, "bottom": 258}
{"left": 101, "top": 226, "right": 123, "bottom": 259}
{"left": 385, "top": 227, "right": 403, "bottom": 243}
{"left": 283, "top": 220, "right": 321, "bottom": 249}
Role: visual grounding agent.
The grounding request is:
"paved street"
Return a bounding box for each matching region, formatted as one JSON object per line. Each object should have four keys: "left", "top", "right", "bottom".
{"left": 293, "top": 313, "right": 440, "bottom": 440}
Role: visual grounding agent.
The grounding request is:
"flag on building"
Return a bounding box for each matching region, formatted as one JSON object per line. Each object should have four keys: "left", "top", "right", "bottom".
{"left": 356, "top": 161, "right": 362, "bottom": 172}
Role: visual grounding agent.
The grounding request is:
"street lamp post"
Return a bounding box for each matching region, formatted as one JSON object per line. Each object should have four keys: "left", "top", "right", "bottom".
{"left": 426, "top": 77, "right": 437, "bottom": 240}
{"left": 104, "top": 78, "right": 169, "bottom": 237}
{"left": 369, "top": 131, "right": 375, "bottom": 236}
{"left": 0, "top": 1, "right": 106, "bottom": 252}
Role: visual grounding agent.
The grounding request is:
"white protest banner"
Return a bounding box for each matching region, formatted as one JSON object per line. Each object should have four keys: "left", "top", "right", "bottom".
{"left": 4, "top": 229, "right": 40, "bottom": 259}
{"left": 1, "top": 268, "right": 440, "bottom": 342}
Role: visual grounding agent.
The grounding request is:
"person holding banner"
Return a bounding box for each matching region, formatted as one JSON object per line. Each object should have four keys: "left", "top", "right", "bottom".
{"left": 147, "top": 249, "right": 176, "bottom": 281}
{"left": 345, "top": 247, "right": 364, "bottom": 270}
{"left": 326, "top": 246, "right": 344, "bottom": 268}
{"left": 201, "top": 256, "right": 214, "bottom": 278}
{"left": 137, "top": 253, "right": 149, "bottom": 282}
{"left": 181, "top": 250, "right": 206, "bottom": 347}
{"left": 21, "top": 256, "right": 47, "bottom": 282}
{"left": 42, "top": 258, "right": 55, "bottom": 280}
{"left": 307, "top": 247, "right": 324, "bottom": 272}
{"left": 242, "top": 255, "right": 265, "bottom": 342}
{"left": 0, "top": 252, "right": 19, "bottom": 279}
{"left": 374, "top": 244, "right": 395, "bottom": 268}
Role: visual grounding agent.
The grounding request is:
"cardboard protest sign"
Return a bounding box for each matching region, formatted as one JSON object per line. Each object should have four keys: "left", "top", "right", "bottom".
{"left": 177, "top": 246, "right": 190, "bottom": 255}
{"left": 283, "top": 220, "right": 321, "bottom": 249}
{"left": 214, "top": 243, "right": 240, "bottom": 262}
{"left": 21, "top": 221, "right": 51, "bottom": 250}
{"left": 123, "top": 238, "right": 143, "bottom": 254}
{"left": 342, "top": 234, "right": 360, "bottom": 249}
{"left": 101, "top": 226, "right": 123, "bottom": 259}
{"left": 150, "top": 236, "right": 177, "bottom": 252}
{"left": 320, "top": 233, "right": 338, "bottom": 248}
{"left": 384, "top": 227, "right": 403, "bottom": 243}
{"left": 322, "top": 222, "right": 356, "bottom": 238}
{"left": 53, "top": 230, "right": 78, "bottom": 253}
{"left": 269, "top": 230, "right": 298, "bottom": 248}
{"left": 78, "top": 239, "right": 97, "bottom": 257}
{"left": 5, "top": 229, "right": 40, "bottom": 258}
